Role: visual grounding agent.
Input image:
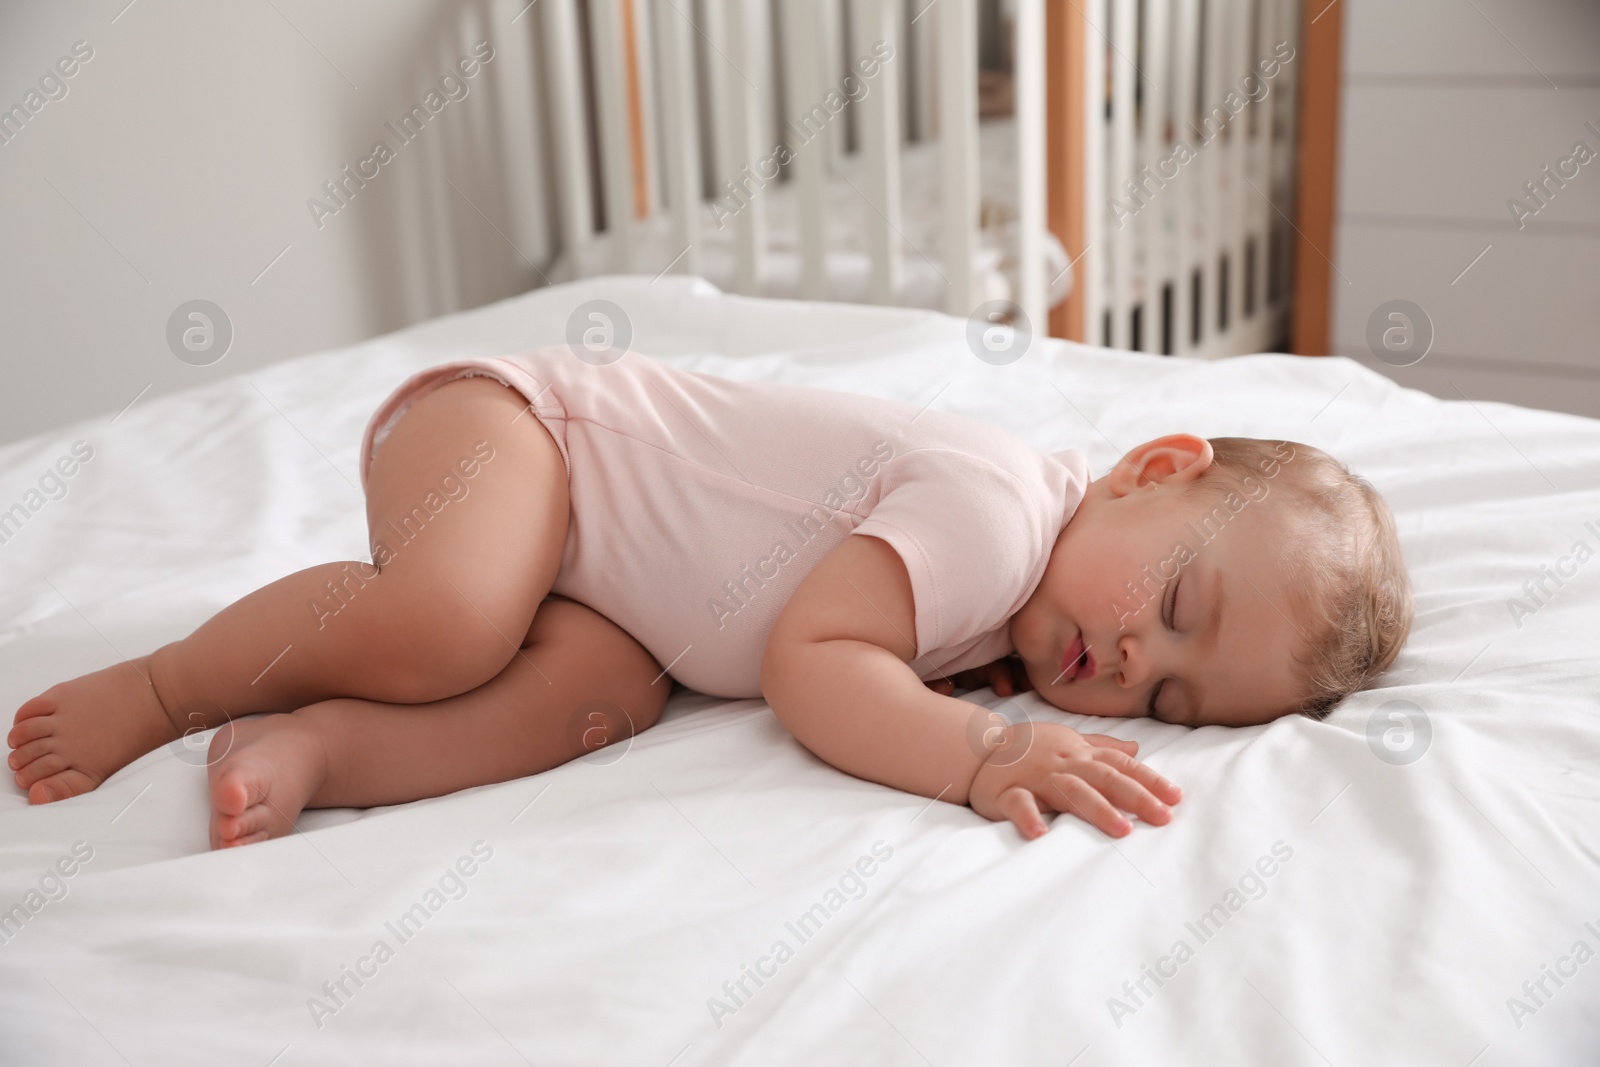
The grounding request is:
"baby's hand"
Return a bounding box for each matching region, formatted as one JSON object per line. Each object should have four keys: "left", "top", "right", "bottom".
{"left": 968, "top": 721, "right": 1181, "bottom": 840}
{"left": 925, "top": 656, "right": 1034, "bottom": 698}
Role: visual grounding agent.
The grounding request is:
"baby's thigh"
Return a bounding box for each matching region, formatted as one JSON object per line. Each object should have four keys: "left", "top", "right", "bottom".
{"left": 364, "top": 376, "right": 568, "bottom": 616}
{"left": 526, "top": 596, "right": 670, "bottom": 737}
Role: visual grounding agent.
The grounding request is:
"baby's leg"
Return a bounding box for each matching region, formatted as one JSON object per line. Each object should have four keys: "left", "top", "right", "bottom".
{"left": 206, "top": 595, "right": 670, "bottom": 848}
{"left": 10, "top": 376, "right": 567, "bottom": 803}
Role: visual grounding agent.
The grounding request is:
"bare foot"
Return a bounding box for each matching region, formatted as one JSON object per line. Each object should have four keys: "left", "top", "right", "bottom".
{"left": 8, "top": 656, "right": 181, "bottom": 803}
{"left": 208, "top": 714, "right": 328, "bottom": 849}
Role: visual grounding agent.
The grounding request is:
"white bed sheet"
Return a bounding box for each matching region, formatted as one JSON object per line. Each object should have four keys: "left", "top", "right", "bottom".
{"left": 0, "top": 276, "right": 1596, "bottom": 1066}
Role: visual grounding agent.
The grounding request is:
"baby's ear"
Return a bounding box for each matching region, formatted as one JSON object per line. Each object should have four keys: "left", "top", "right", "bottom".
{"left": 1107, "top": 435, "right": 1214, "bottom": 496}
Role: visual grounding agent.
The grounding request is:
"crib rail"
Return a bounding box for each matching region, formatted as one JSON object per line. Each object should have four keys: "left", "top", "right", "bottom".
{"left": 533, "top": 0, "right": 1050, "bottom": 329}
{"left": 374, "top": 1, "right": 1300, "bottom": 359}
{"left": 1078, "top": 0, "right": 1302, "bottom": 357}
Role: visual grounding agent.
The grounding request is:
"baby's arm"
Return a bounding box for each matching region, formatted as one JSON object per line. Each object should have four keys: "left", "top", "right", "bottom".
{"left": 760, "top": 535, "right": 1179, "bottom": 838}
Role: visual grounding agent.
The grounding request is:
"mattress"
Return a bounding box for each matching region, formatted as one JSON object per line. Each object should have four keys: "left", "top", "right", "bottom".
{"left": 0, "top": 276, "right": 1596, "bottom": 1066}
{"left": 549, "top": 119, "right": 1074, "bottom": 312}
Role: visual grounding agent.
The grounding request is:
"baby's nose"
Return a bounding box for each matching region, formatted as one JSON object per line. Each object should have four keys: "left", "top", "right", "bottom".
{"left": 1113, "top": 637, "right": 1144, "bottom": 687}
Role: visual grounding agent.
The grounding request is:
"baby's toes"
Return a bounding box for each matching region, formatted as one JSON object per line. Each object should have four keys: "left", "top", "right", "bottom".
{"left": 27, "top": 769, "right": 98, "bottom": 804}
{"left": 12, "top": 691, "right": 60, "bottom": 726}
{"left": 212, "top": 804, "right": 275, "bottom": 849}
{"left": 6, "top": 710, "right": 54, "bottom": 750}
{"left": 216, "top": 827, "right": 273, "bottom": 850}
{"left": 210, "top": 763, "right": 267, "bottom": 819}
{"left": 9, "top": 737, "right": 57, "bottom": 772}
{"left": 16, "top": 752, "right": 70, "bottom": 789}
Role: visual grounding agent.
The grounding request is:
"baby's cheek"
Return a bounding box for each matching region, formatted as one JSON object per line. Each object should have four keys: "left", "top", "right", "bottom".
{"left": 1053, "top": 575, "right": 1094, "bottom": 622}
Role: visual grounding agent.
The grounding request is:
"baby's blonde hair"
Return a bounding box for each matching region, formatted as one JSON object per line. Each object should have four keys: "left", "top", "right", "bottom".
{"left": 1197, "top": 437, "right": 1413, "bottom": 719}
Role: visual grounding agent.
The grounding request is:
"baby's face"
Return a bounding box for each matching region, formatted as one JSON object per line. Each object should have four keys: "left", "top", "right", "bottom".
{"left": 1009, "top": 435, "right": 1304, "bottom": 727}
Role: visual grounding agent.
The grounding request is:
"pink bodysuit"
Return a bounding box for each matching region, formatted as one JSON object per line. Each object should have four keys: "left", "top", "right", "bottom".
{"left": 360, "top": 348, "right": 1089, "bottom": 699}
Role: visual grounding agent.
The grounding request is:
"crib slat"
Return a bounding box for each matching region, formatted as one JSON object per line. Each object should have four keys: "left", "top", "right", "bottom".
{"left": 781, "top": 0, "right": 829, "bottom": 300}
{"left": 748, "top": 0, "right": 776, "bottom": 155}
{"left": 1081, "top": 0, "right": 1107, "bottom": 346}
{"left": 627, "top": 0, "right": 661, "bottom": 218}
{"left": 1263, "top": 0, "right": 1287, "bottom": 343}
{"left": 1197, "top": 0, "right": 1226, "bottom": 354}
{"left": 1107, "top": 0, "right": 1136, "bottom": 350}
{"left": 893, "top": 0, "right": 913, "bottom": 145}
{"left": 486, "top": 0, "right": 552, "bottom": 275}
{"left": 724, "top": 0, "right": 766, "bottom": 296}
{"left": 448, "top": 4, "right": 492, "bottom": 304}
{"left": 1269, "top": 0, "right": 1301, "bottom": 329}
{"left": 936, "top": 0, "right": 977, "bottom": 316}
{"left": 910, "top": 0, "right": 936, "bottom": 142}
{"left": 1203, "top": 0, "right": 1228, "bottom": 355}
{"left": 1249, "top": 0, "right": 1276, "bottom": 337}
{"left": 1265, "top": 0, "right": 1289, "bottom": 327}
{"left": 425, "top": 28, "right": 463, "bottom": 313}
{"left": 1170, "top": 0, "right": 1199, "bottom": 356}
{"left": 819, "top": 0, "right": 848, "bottom": 168}
{"left": 541, "top": 0, "right": 594, "bottom": 271}
{"left": 1138, "top": 0, "right": 1171, "bottom": 353}
{"left": 590, "top": 0, "right": 635, "bottom": 270}
{"left": 1014, "top": 0, "right": 1047, "bottom": 332}
{"left": 655, "top": 0, "right": 700, "bottom": 276}
{"left": 854, "top": 0, "right": 903, "bottom": 304}
{"left": 1228, "top": 0, "right": 1250, "bottom": 343}
{"left": 700, "top": 0, "right": 736, "bottom": 185}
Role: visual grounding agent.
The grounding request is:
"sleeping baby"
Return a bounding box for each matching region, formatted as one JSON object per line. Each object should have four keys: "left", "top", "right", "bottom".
{"left": 7, "top": 347, "right": 1413, "bottom": 847}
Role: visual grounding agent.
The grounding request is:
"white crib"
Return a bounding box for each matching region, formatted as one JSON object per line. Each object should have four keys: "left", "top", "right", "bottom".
{"left": 379, "top": 0, "right": 1304, "bottom": 358}
{"left": 535, "top": 0, "right": 1058, "bottom": 332}
{"left": 1071, "top": 0, "right": 1304, "bottom": 358}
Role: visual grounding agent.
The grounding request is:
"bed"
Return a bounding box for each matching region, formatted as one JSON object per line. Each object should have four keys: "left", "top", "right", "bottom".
{"left": 1, "top": 276, "right": 1596, "bottom": 1065}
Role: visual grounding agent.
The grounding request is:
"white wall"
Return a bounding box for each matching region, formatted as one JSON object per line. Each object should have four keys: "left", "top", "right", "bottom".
{"left": 0, "top": 0, "right": 554, "bottom": 446}
{"left": 1332, "top": 0, "right": 1600, "bottom": 418}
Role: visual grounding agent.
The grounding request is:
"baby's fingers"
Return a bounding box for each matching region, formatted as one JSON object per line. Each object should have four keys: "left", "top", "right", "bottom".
{"left": 996, "top": 785, "right": 1049, "bottom": 840}
{"left": 987, "top": 661, "right": 1014, "bottom": 697}
{"left": 1048, "top": 775, "right": 1133, "bottom": 837}
{"left": 1094, "top": 747, "right": 1182, "bottom": 805}
{"left": 1076, "top": 761, "right": 1174, "bottom": 826}
{"left": 1081, "top": 733, "right": 1139, "bottom": 757}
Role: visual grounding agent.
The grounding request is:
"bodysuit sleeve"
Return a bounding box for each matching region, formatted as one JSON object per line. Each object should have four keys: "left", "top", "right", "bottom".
{"left": 851, "top": 447, "right": 1065, "bottom": 660}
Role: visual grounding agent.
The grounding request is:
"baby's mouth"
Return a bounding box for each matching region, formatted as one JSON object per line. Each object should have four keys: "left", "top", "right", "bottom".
{"left": 1056, "top": 635, "right": 1095, "bottom": 684}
